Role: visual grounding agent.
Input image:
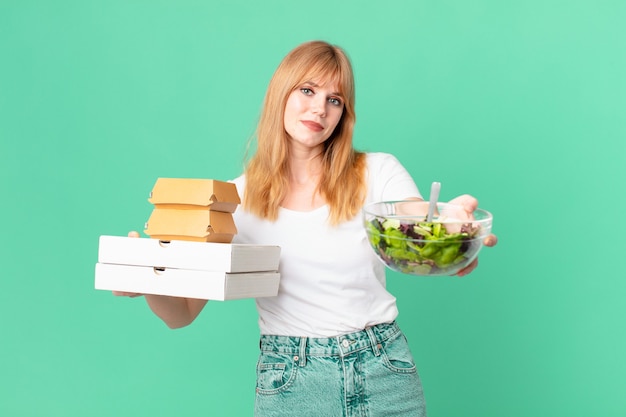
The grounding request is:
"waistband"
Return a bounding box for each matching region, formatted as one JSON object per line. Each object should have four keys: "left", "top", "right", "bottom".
{"left": 259, "top": 321, "right": 401, "bottom": 360}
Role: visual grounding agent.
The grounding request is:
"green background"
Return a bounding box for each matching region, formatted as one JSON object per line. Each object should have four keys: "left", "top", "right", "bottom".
{"left": 1, "top": 1, "right": 625, "bottom": 416}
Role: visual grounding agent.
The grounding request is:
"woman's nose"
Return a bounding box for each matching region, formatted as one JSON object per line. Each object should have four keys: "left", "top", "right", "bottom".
{"left": 311, "top": 98, "right": 326, "bottom": 117}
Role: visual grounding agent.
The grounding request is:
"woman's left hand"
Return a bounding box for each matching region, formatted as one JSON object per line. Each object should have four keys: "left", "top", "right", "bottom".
{"left": 447, "top": 194, "right": 498, "bottom": 277}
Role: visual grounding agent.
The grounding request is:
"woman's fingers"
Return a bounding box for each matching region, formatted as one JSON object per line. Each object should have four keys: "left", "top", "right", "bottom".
{"left": 111, "top": 232, "right": 143, "bottom": 297}
{"left": 456, "top": 258, "right": 477, "bottom": 277}
{"left": 483, "top": 234, "right": 498, "bottom": 247}
{"left": 444, "top": 194, "right": 478, "bottom": 224}
{"left": 455, "top": 234, "right": 497, "bottom": 277}
{"left": 112, "top": 291, "right": 143, "bottom": 297}
{"left": 448, "top": 194, "right": 478, "bottom": 214}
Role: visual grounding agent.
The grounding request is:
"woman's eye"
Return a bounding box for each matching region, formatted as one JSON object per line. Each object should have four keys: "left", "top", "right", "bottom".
{"left": 329, "top": 97, "right": 342, "bottom": 106}
{"left": 300, "top": 87, "right": 313, "bottom": 95}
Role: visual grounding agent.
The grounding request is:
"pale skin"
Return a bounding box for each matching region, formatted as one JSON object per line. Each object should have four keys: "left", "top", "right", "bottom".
{"left": 114, "top": 78, "right": 498, "bottom": 325}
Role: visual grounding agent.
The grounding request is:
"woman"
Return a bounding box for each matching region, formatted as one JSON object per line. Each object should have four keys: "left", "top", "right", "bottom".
{"left": 119, "top": 40, "right": 497, "bottom": 416}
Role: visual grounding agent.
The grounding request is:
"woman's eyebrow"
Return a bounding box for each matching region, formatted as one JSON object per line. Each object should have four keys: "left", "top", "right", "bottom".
{"left": 302, "top": 80, "right": 342, "bottom": 96}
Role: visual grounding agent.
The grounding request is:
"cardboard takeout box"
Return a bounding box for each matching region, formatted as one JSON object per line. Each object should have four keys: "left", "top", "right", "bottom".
{"left": 144, "top": 208, "right": 237, "bottom": 243}
{"left": 97, "top": 235, "right": 280, "bottom": 272}
{"left": 148, "top": 178, "right": 241, "bottom": 213}
{"left": 95, "top": 263, "right": 280, "bottom": 301}
{"left": 94, "top": 236, "right": 282, "bottom": 301}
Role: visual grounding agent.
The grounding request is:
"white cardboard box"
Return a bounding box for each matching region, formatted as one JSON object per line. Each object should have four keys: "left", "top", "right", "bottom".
{"left": 97, "top": 235, "right": 281, "bottom": 272}
{"left": 95, "top": 235, "right": 281, "bottom": 300}
{"left": 95, "top": 263, "right": 280, "bottom": 300}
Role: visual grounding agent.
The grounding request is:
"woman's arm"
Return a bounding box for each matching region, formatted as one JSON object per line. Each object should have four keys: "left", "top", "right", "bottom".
{"left": 143, "top": 295, "right": 207, "bottom": 329}
{"left": 113, "top": 291, "right": 207, "bottom": 329}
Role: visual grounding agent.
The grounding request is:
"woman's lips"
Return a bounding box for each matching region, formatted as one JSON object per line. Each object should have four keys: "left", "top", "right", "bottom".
{"left": 301, "top": 120, "right": 324, "bottom": 132}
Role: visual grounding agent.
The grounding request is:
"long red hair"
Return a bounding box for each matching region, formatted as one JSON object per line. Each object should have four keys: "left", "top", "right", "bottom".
{"left": 244, "top": 41, "right": 366, "bottom": 225}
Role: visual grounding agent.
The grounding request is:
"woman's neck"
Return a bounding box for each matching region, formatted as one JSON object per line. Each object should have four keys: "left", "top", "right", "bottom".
{"left": 288, "top": 147, "right": 323, "bottom": 184}
{"left": 282, "top": 148, "right": 326, "bottom": 211}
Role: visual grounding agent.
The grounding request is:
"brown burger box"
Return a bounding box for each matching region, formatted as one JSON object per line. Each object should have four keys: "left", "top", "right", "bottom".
{"left": 148, "top": 178, "right": 241, "bottom": 213}
{"left": 95, "top": 177, "right": 281, "bottom": 300}
{"left": 144, "top": 178, "right": 240, "bottom": 243}
{"left": 144, "top": 207, "right": 237, "bottom": 243}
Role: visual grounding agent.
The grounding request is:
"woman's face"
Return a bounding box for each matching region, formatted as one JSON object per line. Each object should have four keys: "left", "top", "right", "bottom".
{"left": 283, "top": 79, "right": 344, "bottom": 151}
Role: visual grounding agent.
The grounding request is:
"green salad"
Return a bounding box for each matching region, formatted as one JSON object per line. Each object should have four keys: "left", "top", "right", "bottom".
{"left": 365, "top": 217, "right": 483, "bottom": 275}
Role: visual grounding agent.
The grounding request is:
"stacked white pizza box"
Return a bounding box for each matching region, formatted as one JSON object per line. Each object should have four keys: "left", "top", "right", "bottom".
{"left": 95, "top": 178, "right": 281, "bottom": 301}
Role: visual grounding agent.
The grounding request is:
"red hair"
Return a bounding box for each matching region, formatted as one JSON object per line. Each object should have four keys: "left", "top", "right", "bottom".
{"left": 244, "top": 41, "right": 366, "bottom": 224}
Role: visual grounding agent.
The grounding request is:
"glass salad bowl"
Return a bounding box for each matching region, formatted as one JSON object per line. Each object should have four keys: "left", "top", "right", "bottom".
{"left": 363, "top": 200, "right": 493, "bottom": 276}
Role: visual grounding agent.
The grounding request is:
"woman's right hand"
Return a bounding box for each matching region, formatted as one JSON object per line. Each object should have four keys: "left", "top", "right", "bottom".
{"left": 112, "top": 291, "right": 143, "bottom": 297}
{"left": 112, "top": 231, "right": 144, "bottom": 298}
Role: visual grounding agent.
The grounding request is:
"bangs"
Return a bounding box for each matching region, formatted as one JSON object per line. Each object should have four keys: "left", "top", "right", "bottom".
{"left": 295, "top": 52, "right": 354, "bottom": 101}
